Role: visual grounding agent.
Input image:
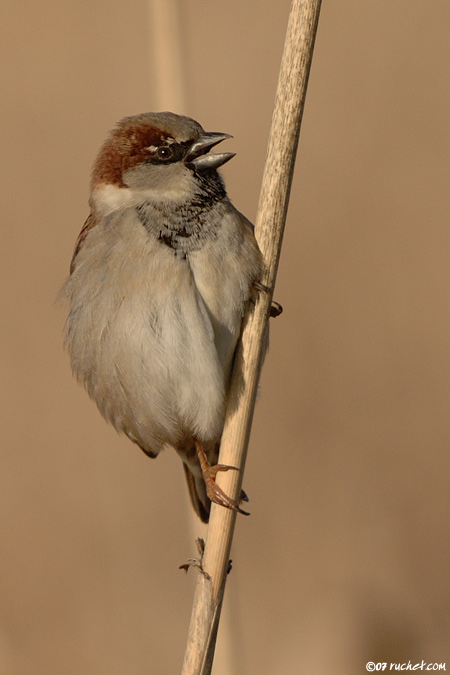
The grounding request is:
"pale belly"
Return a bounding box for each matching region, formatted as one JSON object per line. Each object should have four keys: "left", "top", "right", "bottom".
{"left": 65, "top": 252, "right": 237, "bottom": 456}
{"left": 62, "top": 204, "right": 254, "bottom": 457}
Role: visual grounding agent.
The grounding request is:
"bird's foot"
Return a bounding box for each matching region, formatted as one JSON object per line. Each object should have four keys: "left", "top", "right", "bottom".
{"left": 253, "top": 281, "right": 283, "bottom": 317}
{"left": 195, "top": 442, "right": 250, "bottom": 517}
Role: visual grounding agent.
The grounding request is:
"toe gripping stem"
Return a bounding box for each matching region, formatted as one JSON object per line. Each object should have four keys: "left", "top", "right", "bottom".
{"left": 195, "top": 442, "right": 250, "bottom": 517}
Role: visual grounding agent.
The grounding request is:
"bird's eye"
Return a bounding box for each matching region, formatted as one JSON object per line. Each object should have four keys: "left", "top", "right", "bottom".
{"left": 157, "top": 145, "right": 173, "bottom": 161}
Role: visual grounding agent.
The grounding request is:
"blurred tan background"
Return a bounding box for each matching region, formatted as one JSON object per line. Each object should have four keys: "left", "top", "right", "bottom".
{"left": 1, "top": 0, "right": 450, "bottom": 673}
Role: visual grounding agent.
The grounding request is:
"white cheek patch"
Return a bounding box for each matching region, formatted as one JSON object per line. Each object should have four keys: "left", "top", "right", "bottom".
{"left": 92, "top": 184, "right": 136, "bottom": 215}
{"left": 92, "top": 170, "right": 197, "bottom": 215}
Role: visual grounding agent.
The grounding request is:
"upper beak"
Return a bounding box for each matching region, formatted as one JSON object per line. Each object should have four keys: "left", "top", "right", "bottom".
{"left": 185, "top": 132, "right": 235, "bottom": 171}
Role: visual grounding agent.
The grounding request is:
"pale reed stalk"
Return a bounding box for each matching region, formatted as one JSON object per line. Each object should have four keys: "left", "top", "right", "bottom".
{"left": 181, "top": 0, "right": 323, "bottom": 673}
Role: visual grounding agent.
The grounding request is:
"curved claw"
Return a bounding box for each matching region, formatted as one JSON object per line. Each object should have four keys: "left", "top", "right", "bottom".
{"left": 270, "top": 301, "right": 283, "bottom": 318}
{"left": 204, "top": 473, "right": 250, "bottom": 516}
{"left": 240, "top": 488, "right": 249, "bottom": 503}
{"left": 209, "top": 464, "right": 239, "bottom": 477}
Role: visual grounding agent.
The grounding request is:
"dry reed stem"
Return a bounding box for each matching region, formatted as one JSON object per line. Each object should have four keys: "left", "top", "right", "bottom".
{"left": 148, "top": 0, "right": 187, "bottom": 113}
{"left": 182, "top": 1, "right": 322, "bottom": 672}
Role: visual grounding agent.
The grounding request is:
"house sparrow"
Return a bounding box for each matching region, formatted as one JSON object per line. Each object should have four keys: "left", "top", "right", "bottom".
{"left": 61, "top": 112, "right": 263, "bottom": 522}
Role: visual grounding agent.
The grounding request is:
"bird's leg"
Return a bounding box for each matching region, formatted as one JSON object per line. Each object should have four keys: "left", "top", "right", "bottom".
{"left": 195, "top": 441, "right": 250, "bottom": 516}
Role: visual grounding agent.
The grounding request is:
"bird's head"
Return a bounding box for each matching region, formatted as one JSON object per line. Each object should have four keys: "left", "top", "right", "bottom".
{"left": 90, "top": 112, "right": 235, "bottom": 215}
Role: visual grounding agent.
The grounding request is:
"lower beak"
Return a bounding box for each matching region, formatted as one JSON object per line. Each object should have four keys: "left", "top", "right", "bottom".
{"left": 185, "top": 132, "right": 235, "bottom": 171}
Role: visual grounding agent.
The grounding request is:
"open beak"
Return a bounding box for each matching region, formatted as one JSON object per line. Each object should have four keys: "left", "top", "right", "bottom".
{"left": 185, "top": 132, "right": 235, "bottom": 171}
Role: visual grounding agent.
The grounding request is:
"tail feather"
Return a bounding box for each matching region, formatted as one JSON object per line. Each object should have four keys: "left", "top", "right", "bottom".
{"left": 183, "top": 463, "right": 210, "bottom": 523}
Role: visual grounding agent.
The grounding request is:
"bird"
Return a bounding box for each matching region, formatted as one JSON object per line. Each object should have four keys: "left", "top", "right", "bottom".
{"left": 60, "top": 111, "right": 264, "bottom": 523}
